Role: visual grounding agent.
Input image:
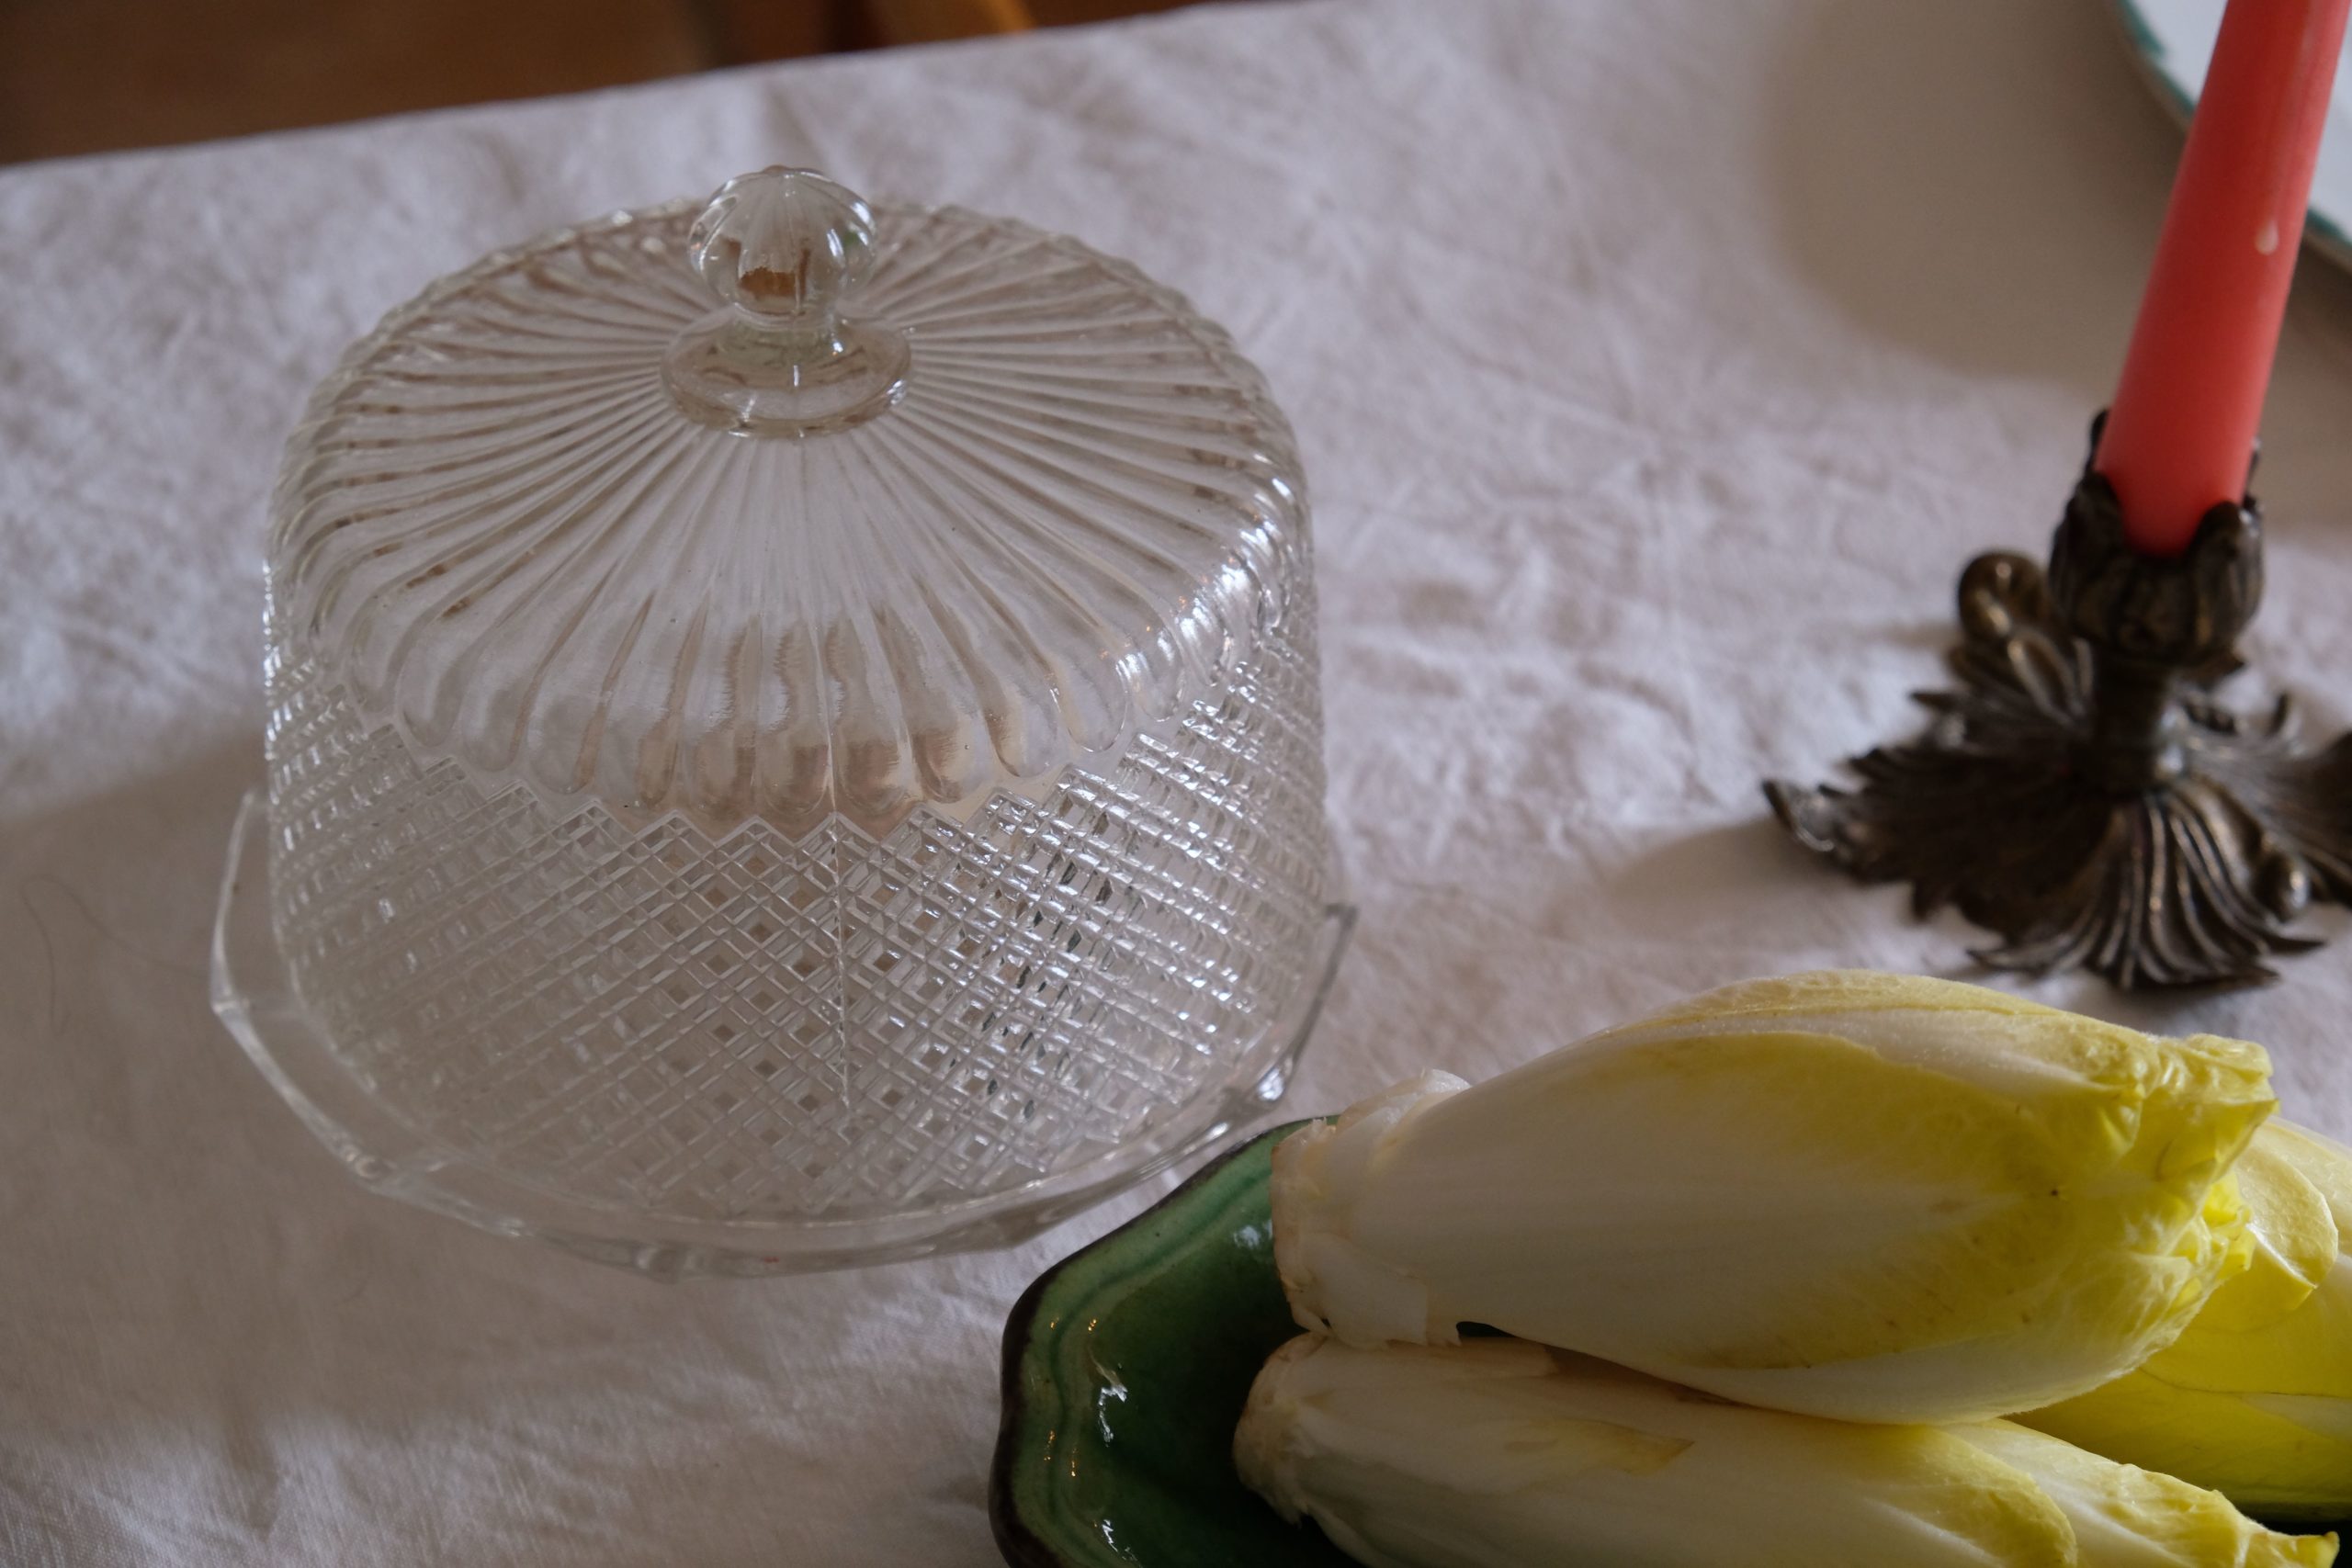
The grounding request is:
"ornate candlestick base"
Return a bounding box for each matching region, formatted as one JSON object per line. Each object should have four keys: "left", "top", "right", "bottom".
{"left": 1766, "top": 429, "right": 2352, "bottom": 990}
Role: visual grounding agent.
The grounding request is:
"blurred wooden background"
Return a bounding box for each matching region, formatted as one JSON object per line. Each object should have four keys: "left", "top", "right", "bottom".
{"left": 0, "top": 0, "right": 1199, "bottom": 165}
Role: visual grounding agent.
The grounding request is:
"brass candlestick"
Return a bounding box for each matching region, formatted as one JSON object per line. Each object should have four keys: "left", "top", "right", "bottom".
{"left": 1767, "top": 418, "right": 2352, "bottom": 990}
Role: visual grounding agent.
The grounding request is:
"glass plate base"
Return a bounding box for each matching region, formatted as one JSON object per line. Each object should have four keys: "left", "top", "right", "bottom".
{"left": 209, "top": 791, "right": 1355, "bottom": 1280}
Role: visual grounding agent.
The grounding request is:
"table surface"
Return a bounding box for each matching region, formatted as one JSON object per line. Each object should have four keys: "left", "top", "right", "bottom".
{"left": 9, "top": 0, "right": 2352, "bottom": 1562}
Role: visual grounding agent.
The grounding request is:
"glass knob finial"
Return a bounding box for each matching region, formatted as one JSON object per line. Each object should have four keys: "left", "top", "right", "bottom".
{"left": 663, "top": 167, "right": 910, "bottom": 438}
{"left": 686, "top": 167, "right": 878, "bottom": 323}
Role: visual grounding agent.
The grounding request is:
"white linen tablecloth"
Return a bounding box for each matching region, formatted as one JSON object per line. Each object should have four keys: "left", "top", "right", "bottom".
{"left": 9, "top": 0, "right": 2352, "bottom": 1562}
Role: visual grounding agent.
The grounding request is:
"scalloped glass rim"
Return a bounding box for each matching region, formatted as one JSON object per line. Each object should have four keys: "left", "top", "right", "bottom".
{"left": 267, "top": 192, "right": 1309, "bottom": 838}
{"left": 210, "top": 790, "right": 1356, "bottom": 1277}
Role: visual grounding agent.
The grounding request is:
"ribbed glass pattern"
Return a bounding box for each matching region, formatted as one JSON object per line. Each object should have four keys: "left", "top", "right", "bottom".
{"left": 269, "top": 197, "right": 1306, "bottom": 834}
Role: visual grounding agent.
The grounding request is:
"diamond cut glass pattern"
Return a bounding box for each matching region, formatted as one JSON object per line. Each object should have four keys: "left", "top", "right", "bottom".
{"left": 224, "top": 171, "right": 1344, "bottom": 1273}
{"left": 264, "top": 585, "right": 1329, "bottom": 1228}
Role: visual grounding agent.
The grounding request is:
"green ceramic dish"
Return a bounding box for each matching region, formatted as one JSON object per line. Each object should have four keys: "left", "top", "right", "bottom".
{"left": 989, "top": 1121, "right": 1352, "bottom": 1568}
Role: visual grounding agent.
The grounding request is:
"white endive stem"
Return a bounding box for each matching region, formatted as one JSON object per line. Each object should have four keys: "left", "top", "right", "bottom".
{"left": 1271, "top": 971, "right": 2275, "bottom": 1424}
{"left": 1236, "top": 1335, "right": 2337, "bottom": 1568}
{"left": 2024, "top": 1120, "right": 2352, "bottom": 1520}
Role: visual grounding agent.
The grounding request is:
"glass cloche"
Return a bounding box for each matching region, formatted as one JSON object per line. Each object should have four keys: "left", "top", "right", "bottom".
{"left": 209, "top": 168, "right": 1349, "bottom": 1278}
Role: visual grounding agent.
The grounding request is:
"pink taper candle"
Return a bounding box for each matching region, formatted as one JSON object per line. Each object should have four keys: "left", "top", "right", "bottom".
{"left": 2096, "top": 0, "right": 2349, "bottom": 556}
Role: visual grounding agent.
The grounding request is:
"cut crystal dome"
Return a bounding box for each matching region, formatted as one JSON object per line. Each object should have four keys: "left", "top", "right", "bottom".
{"left": 229, "top": 168, "right": 1343, "bottom": 1273}
{"left": 269, "top": 169, "right": 1308, "bottom": 834}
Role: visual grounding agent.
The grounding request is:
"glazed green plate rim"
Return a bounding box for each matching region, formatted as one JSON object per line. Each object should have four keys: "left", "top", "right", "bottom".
{"left": 989, "top": 1119, "right": 1355, "bottom": 1568}
{"left": 2109, "top": 0, "right": 2352, "bottom": 267}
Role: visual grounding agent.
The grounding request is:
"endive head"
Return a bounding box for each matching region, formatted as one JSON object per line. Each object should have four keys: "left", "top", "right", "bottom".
{"left": 1237, "top": 1334, "right": 2335, "bottom": 1568}
{"left": 2021, "top": 1119, "right": 2352, "bottom": 1520}
{"left": 2170, "top": 1121, "right": 2343, "bottom": 1341}
{"left": 2022, "top": 1367, "right": 2352, "bottom": 1526}
{"left": 1272, "top": 971, "right": 2277, "bottom": 1424}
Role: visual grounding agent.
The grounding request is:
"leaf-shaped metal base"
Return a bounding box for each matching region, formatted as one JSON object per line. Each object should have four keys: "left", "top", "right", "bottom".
{"left": 1767, "top": 436, "right": 2352, "bottom": 990}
